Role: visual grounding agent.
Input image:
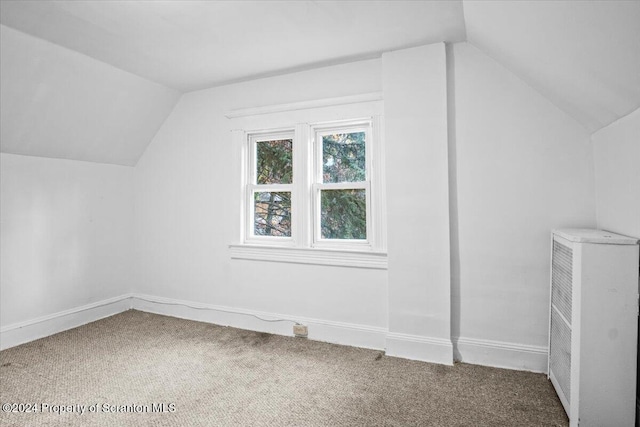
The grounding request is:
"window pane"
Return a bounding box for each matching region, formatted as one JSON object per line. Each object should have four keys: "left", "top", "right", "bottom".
{"left": 321, "top": 189, "right": 366, "bottom": 240}
{"left": 254, "top": 192, "right": 291, "bottom": 237}
{"left": 322, "top": 132, "right": 365, "bottom": 183}
{"left": 256, "top": 139, "right": 293, "bottom": 184}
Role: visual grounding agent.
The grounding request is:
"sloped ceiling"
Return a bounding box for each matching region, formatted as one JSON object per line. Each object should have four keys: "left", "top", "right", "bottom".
{"left": 0, "top": 26, "right": 180, "bottom": 166}
{"left": 464, "top": 0, "right": 640, "bottom": 133}
{"left": 0, "top": 0, "right": 465, "bottom": 166}
{"left": 0, "top": 1, "right": 638, "bottom": 166}
{"left": 0, "top": 0, "right": 466, "bottom": 91}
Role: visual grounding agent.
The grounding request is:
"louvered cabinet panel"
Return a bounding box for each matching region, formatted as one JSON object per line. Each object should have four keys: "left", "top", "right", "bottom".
{"left": 550, "top": 239, "right": 573, "bottom": 404}
{"left": 550, "top": 307, "right": 571, "bottom": 402}
{"left": 548, "top": 229, "right": 639, "bottom": 427}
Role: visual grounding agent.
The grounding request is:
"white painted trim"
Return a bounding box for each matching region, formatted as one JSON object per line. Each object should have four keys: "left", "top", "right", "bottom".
{"left": 233, "top": 129, "right": 249, "bottom": 243}
{"left": 245, "top": 129, "right": 296, "bottom": 244}
{"left": 453, "top": 336, "right": 548, "bottom": 373}
{"left": 386, "top": 332, "right": 454, "bottom": 365}
{"left": 370, "top": 115, "right": 387, "bottom": 251}
{"left": 233, "top": 100, "right": 386, "bottom": 259}
{"left": 294, "top": 122, "right": 311, "bottom": 248}
{"left": 0, "top": 294, "right": 133, "bottom": 350}
{"left": 225, "top": 92, "right": 383, "bottom": 119}
{"left": 229, "top": 244, "right": 387, "bottom": 269}
{"left": 310, "top": 119, "right": 375, "bottom": 250}
{"left": 130, "top": 293, "right": 387, "bottom": 350}
{"left": 0, "top": 292, "right": 551, "bottom": 376}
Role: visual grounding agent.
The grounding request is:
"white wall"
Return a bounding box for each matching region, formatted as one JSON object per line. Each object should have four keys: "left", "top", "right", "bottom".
{"left": 382, "top": 44, "right": 452, "bottom": 363}
{"left": 0, "top": 153, "right": 134, "bottom": 327}
{"left": 133, "top": 59, "right": 389, "bottom": 342}
{"left": 134, "top": 46, "right": 458, "bottom": 362}
{"left": 1, "top": 41, "right": 603, "bottom": 371}
{"left": 592, "top": 108, "right": 640, "bottom": 239}
{"left": 134, "top": 43, "right": 599, "bottom": 369}
{"left": 451, "top": 43, "right": 596, "bottom": 369}
{"left": 592, "top": 108, "right": 640, "bottom": 409}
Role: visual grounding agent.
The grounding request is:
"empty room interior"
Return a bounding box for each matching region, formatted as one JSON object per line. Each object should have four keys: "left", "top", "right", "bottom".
{"left": 1, "top": 1, "right": 639, "bottom": 426}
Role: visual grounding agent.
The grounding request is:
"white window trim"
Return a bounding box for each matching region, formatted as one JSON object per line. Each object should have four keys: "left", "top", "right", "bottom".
{"left": 228, "top": 94, "right": 387, "bottom": 269}
{"left": 245, "top": 130, "right": 295, "bottom": 245}
{"left": 225, "top": 92, "right": 383, "bottom": 119}
{"left": 229, "top": 244, "right": 387, "bottom": 270}
{"left": 311, "top": 120, "right": 373, "bottom": 251}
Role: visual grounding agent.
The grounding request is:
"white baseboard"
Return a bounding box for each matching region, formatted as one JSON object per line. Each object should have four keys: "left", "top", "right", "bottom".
{"left": 0, "top": 294, "right": 133, "bottom": 350}
{"left": 1, "top": 292, "right": 549, "bottom": 376}
{"left": 130, "top": 293, "right": 388, "bottom": 351}
{"left": 386, "top": 332, "right": 454, "bottom": 365}
{"left": 453, "top": 336, "right": 548, "bottom": 373}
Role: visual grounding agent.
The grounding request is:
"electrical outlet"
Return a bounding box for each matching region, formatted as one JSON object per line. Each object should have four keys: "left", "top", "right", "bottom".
{"left": 293, "top": 324, "right": 308, "bottom": 338}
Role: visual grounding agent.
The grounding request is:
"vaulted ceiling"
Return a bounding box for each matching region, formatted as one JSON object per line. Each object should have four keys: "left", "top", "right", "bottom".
{"left": 0, "top": 0, "right": 466, "bottom": 91}
{"left": 1, "top": 1, "right": 638, "bottom": 166}
{"left": 465, "top": 0, "right": 640, "bottom": 133}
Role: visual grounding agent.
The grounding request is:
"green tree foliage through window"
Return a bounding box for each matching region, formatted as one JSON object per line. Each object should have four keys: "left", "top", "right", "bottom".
{"left": 251, "top": 129, "right": 370, "bottom": 241}
{"left": 320, "top": 131, "right": 367, "bottom": 240}
{"left": 256, "top": 139, "right": 292, "bottom": 185}
{"left": 322, "top": 132, "right": 365, "bottom": 183}
{"left": 254, "top": 139, "right": 293, "bottom": 237}
{"left": 321, "top": 189, "right": 366, "bottom": 239}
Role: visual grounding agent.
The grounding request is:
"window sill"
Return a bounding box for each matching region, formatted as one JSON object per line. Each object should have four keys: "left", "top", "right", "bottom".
{"left": 229, "top": 244, "right": 387, "bottom": 270}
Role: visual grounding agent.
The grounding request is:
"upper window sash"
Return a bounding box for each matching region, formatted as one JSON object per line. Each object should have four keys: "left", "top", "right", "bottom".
{"left": 249, "top": 131, "right": 294, "bottom": 186}
{"left": 312, "top": 121, "right": 372, "bottom": 184}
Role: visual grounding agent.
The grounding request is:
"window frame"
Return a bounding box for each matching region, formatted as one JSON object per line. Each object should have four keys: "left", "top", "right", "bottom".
{"left": 245, "top": 130, "right": 296, "bottom": 245}
{"left": 229, "top": 93, "right": 387, "bottom": 269}
{"left": 311, "top": 120, "right": 373, "bottom": 250}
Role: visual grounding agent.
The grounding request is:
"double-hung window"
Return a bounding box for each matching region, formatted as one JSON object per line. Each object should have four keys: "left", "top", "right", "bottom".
{"left": 230, "top": 96, "right": 386, "bottom": 269}
{"left": 313, "top": 122, "right": 370, "bottom": 248}
{"left": 248, "top": 132, "right": 294, "bottom": 241}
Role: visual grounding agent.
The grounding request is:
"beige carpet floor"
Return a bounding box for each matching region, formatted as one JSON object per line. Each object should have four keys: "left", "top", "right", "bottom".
{"left": 0, "top": 310, "right": 568, "bottom": 426}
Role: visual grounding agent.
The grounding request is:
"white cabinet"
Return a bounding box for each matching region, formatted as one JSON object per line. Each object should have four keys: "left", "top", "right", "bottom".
{"left": 549, "top": 229, "right": 639, "bottom": 427}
